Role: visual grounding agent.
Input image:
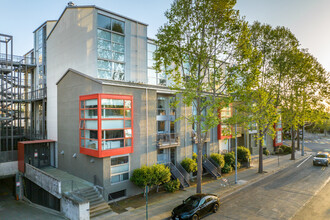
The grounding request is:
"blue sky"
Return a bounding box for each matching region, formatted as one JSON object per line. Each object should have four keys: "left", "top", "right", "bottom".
{"left": 1, "top": 0, "right": 329, "bottom": 72}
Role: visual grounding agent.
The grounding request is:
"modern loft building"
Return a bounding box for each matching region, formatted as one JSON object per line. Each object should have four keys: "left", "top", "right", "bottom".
{"left": 0, "top": 3, "right": 282, "bottom": 219}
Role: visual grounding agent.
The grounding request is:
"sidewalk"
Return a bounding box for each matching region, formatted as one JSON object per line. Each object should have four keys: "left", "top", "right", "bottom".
{"left": 97, "top": 151, "right": 310, "bottom": 220}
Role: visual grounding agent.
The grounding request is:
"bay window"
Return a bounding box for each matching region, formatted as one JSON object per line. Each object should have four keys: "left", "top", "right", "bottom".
{"left": 79, "top": 94, "right": 133, "bottom": 158}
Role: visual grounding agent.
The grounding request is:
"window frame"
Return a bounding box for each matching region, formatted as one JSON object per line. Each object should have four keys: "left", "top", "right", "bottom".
{"left": 79, "top": 94, "right": 134, "bottom": 158}
{"left": 110, "top": 155, "right": 130, "bottom": 185}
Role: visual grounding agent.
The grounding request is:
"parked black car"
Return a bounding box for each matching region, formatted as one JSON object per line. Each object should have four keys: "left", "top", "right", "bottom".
{"left": 171, "top": 194, "right": 220, "bottom": 220}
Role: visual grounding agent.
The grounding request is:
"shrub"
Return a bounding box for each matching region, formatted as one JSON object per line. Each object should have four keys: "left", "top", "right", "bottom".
{"left": 221, "top": 163, "right": 233, "bottom": 173}
{"left": 152, "top": 164, "right": 171, "bottom": 192}
{"left": 237, "top": 146, "right": 251, "bottom": 163}
{"left": 279, "top": 145, "right": 292, "bottom": 154}
{"left": 130, "top": 166, "right": 153, "bottom": 188}
{"left": 210, "top": 153, "right": 225, "bottom": 168}
{"left": 263, "top": 149, "right": 270, "bottom": 156}
{"left": 181, "top": 158, "right": 197, "bottom": 173}
{"left": 164, "top": 179, "right": 180, "bottom": 192}
{"left": 192, "top": 152, "right": 197, "bottom": 161}
{"left": 224, "top": 152, "right": 235, "bottom": 168}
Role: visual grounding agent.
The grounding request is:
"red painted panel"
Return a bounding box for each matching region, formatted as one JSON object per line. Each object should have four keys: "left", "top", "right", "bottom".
{"left": 79, "top": 93, "right": 134, "bottom": 158}
{"left": 18, "top": 142, "right": 25, "bottom": 173}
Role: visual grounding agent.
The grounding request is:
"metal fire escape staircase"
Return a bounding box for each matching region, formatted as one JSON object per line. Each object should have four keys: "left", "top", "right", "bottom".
{"left": 202, "top": 157, "right": 221, "bottom": 178}
{"left": 167, "top": 162, "right": 190, "bottom": 188}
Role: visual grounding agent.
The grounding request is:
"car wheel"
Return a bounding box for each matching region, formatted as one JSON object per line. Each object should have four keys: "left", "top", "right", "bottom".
{"left": 192, "top": 214, "right": 199, "bottom": 220}
{"left": 213, "top": 203, "right": 219, "bottom": 213}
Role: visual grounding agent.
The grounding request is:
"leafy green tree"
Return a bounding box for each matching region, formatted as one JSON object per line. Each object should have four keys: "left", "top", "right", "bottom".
{"left": 280, "top": 49, "right": 329, "bottom": 159}
{"left": 233, "top": 22, "right": 300, "bottom": 172}
{"left": 154, "top": 0, "right": 258, "bottom": 193}
{"left": 130, "top": 166, "right": 154, "bottom": 196}
{"left": 152, "top": 164, "right": 171, "bottom": 192}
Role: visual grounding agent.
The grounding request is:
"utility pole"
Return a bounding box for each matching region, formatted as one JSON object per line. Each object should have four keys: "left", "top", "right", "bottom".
{"left": 301, "top": 124, "right": 305, "bottom": 156}
{"left": 235, "top": 109, "right": 238, "bottom": 184}
{"left": 146, "top": 185, "right": 148, "bottom": 220}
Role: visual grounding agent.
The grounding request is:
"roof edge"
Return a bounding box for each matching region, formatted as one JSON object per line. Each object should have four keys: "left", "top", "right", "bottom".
{"left": 56, "top": 68, "right": 103, "bottom": 85}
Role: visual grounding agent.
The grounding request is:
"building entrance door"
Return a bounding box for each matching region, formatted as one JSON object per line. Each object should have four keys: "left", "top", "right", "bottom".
{"left": 170, "top": 148, "right": 176, "bottom": 164}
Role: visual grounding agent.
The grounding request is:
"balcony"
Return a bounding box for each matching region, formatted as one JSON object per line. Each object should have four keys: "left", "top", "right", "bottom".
{"left": 157, "top": 133, "right": 180, "bottom": 149}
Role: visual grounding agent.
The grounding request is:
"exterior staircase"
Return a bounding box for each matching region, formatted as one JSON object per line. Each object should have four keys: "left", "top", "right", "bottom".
{"left": 75, "top": 186, "right": 112, "bottom": 218}
{"left": 202, "top": 157, "right": 221, "bottom": 178}
{"left": 167, "top": 162, "right": 190, "bottom": 188}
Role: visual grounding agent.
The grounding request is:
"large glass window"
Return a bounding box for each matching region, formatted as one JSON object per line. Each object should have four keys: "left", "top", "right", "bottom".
{"left": 80, "top": 99, "right": 98, "bottom": 150}
{"left": 102, "top": 98, "right": 132, "bottom": 150}
{"left": 79, "top": 94, "right": 133, "bottom": 157}
{"left": 147, "top": 42, "right": 167, "bottom": 86}
{"left": 97, "top": 14, "right": 125, "bottom": 81}
{"left": 111, "top": 156, "right": 129, "bottom": 184}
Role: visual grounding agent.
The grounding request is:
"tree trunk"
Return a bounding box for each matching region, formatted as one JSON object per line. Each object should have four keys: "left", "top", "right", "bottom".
{"left": 258, "top": 130, "right": 263, "bottom": 173}
{"left": 291, "top": 126, "right": 295, "bottom": 160}
{"left": 297, "top": 127, "right": 300, "bottom": 151}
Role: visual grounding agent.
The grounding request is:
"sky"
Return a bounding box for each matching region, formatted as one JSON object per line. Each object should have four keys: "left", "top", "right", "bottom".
{"left": 0, "top": 0, "right": 329, "bottom": 72}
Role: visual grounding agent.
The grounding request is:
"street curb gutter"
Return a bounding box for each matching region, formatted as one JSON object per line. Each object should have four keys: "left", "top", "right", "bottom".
{"left": 288, "top": 176, "right": 330, "bottom": 220}
{"left": 220, "top": 154, "right": 310, "bottom": 201}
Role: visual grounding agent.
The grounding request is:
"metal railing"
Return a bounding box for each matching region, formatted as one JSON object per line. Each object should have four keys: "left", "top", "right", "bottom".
{"left": 191, "top": 130, "right": 210, "bottom": 143}
{"left": 0, "top": 53, "right": 35, "bottom": 65}
{"left": 175, "top": 162, "right": 190, "bottom": 184}
{"left": 157, "top": 133, "right": 180, "bottom": 148}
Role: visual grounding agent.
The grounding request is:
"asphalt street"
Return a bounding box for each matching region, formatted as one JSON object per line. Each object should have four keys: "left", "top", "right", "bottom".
{"left": 206, "top": 138, "right": 330, "bottom": 220}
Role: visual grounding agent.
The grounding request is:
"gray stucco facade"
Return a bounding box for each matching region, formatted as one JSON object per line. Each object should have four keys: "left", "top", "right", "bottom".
{"left": 57, "top": 69, "right": 224, "bottom": 199}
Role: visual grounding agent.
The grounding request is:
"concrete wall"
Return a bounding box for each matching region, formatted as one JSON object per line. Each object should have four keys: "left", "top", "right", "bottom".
{"left": 0, "top": 161, "right": 18, "bottom": 177}
{"left": 25, "top": 163, "right": 61, "bottom": 198}
{"left": 57, "top": 71, "right": 103, "bottom": 184}
{"left": 101, "top": 83, "right": 156, "bottom": 197}
{"left": 47, "top": 7, "right": 97, "bottom": 141}
{"left": 61, "top": 192, "right": 89, "bottom": 220}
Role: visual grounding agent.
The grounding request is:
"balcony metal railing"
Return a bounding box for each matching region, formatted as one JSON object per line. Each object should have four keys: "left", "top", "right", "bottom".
{"left": 157, "top": 133, "right": 180, "bottom": 148}
{"left": 191, "top": 130, "right": 210, "bottom": 143}
{"left": 0, "top": 53, "right": 35, "bottom": 65}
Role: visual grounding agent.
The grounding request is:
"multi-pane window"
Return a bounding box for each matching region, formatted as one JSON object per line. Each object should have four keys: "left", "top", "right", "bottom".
{"left": 97, "top": 14, "right": 125, "bottom": 81}
{"left": 276, "top": 131, "right": 282, "bottom": 144}
{"left": 147, "top": 43, "right": 167, "bottom": 86}
{"left": 102, "top": 98, "right": 132, "bottom": 150}
{"left": 80, "top": 99, "right": 99, "bottom": 150}
{"left": 79, "top": 94, "right": 134, "bottom": 158}
{"left": 111, "top": 156, "right": 129, "bottom": 184}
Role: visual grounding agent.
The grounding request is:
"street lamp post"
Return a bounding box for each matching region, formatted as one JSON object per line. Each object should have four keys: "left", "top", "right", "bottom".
{"left": 301, "top": 124, "right": 305, "bottom": 156}
{"left": 235, "top": 109, "right": 238, "bottom": 184}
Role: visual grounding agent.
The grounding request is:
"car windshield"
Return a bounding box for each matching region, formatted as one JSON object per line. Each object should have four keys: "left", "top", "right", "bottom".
{"left": 316, "top": 154, "right": 327, "bottom": 158}
{"left": 184, "top": 197, "right": 200, "bottom": 208}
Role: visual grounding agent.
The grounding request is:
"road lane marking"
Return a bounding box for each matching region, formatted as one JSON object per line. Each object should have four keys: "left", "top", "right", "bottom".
{"left": 297, "top": 155, "right": 312, "bottom": 168}
{"left": 321, "top": 166, "right": 325, "bottom": 171}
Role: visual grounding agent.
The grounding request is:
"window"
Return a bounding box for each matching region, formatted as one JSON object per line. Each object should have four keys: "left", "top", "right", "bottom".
{"left": 111, "top": 156, "right": 129, "bottom": 184}
{"left": 102, "top": 99, "right": 132, "bottom": 150}
{"left": 97, "top": 14, "right": 125, "bottom": 81}
{"left": 79, "top": 94, "right": 133, "bottom": 158}
{"left": 147, "top": 42, "right": 167, "bottom": 86}
{"left": 276, "top": 131, "right": 282, "bottom": 144}
{"left": 80, "top": 99, "right": 98, "bottom": 150}
{"left": 108, "top": 190, "right": 126, "bottom": 201}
